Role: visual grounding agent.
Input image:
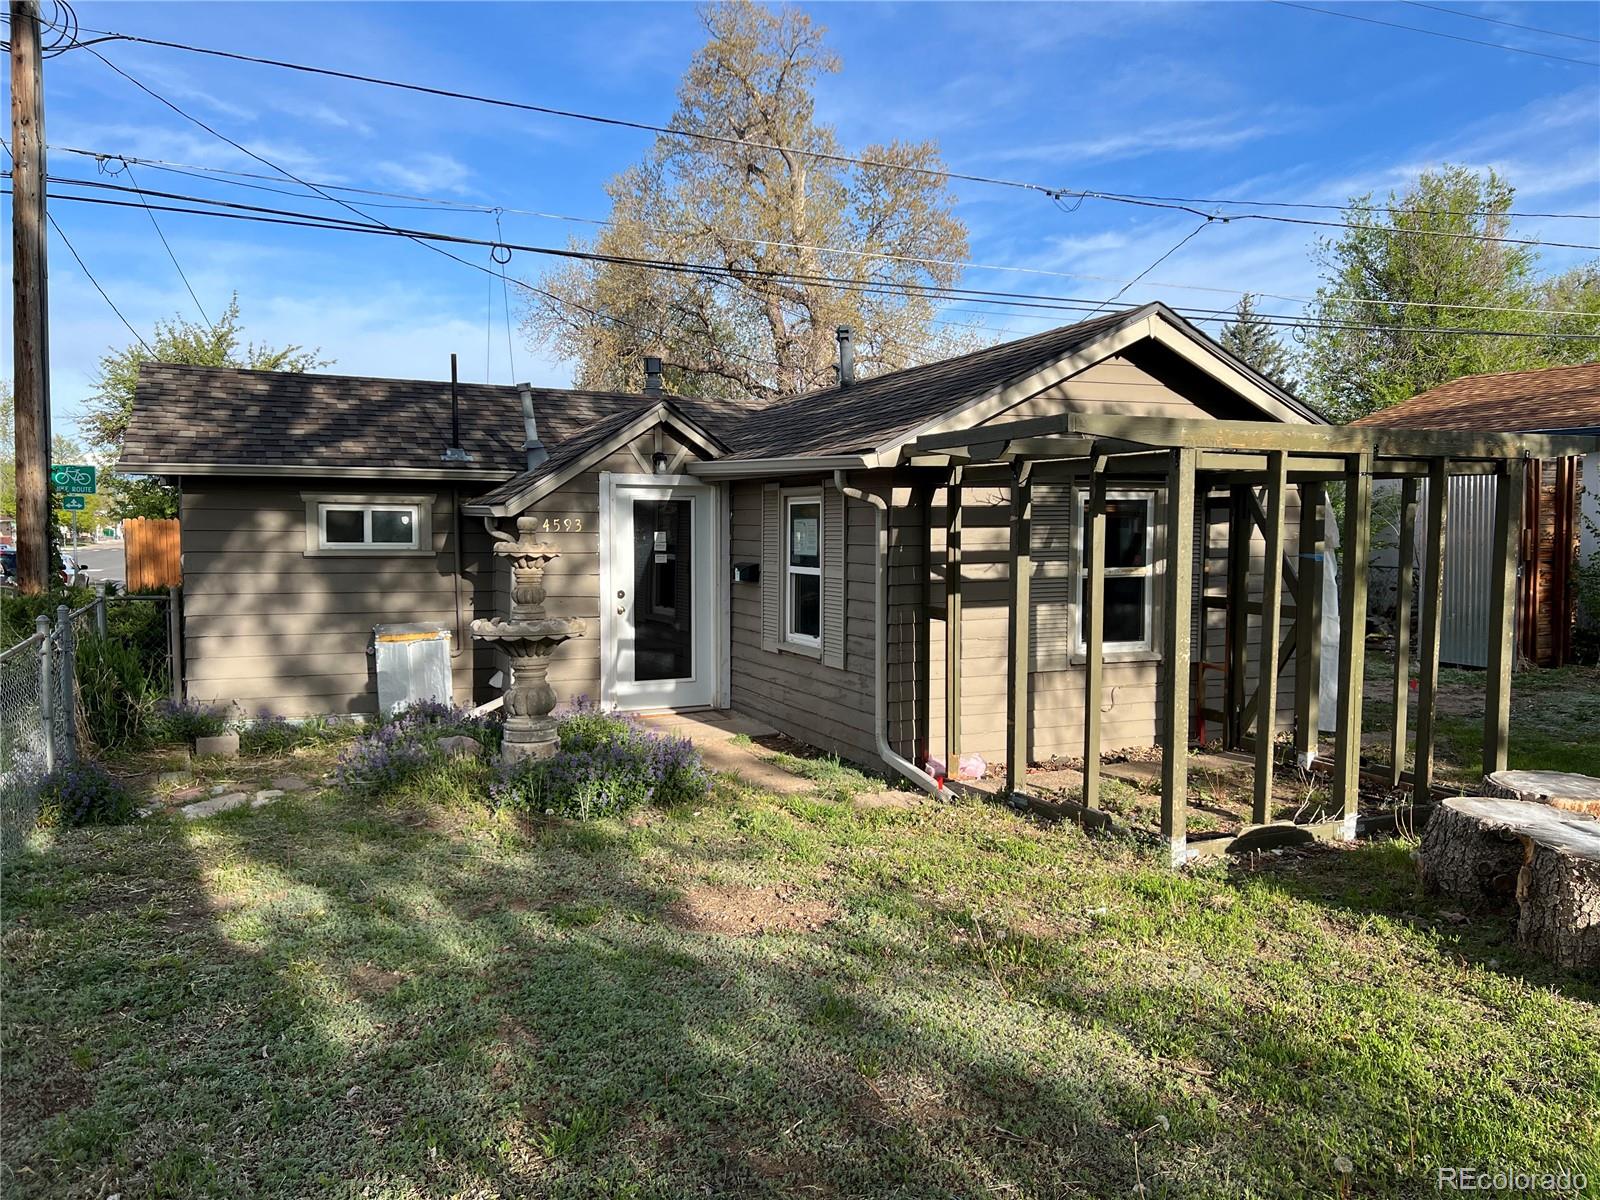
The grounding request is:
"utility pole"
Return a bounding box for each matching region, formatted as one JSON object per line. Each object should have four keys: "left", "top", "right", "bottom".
{"left": 11, "top": 0, "right": 52, "bottom": 595}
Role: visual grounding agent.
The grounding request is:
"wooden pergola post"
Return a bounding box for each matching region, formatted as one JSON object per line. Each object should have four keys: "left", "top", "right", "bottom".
{"left": 1333, "top": 453, "right": 1373, "bottom": 839}
{"left": 1159, "top": 448, "right": 1197, "bottom": 866}
{"left": 915, "top": 479, "right": 935, "bottom": 771}
{"left": 1413, "top": 458, "right": 1449, "bottom": 801}
{"left": 945, "top": 467, "right": 963, "bottom": 779}
{"left": 1389, "top": 477, "right": 1419, "bottom": 788}
{"left": 1005, "top": 461, "right": 1033, "bottom": 799}
{"left": 1225, "top": 486, "right": 1251, "bottom": 750}
{"left": 1252, "top": 451, "right": 1287, "bottom": 825}
{"left": 1293, "top": 481, "right": 1325, "bottom": 766}
{"left": 1484, "top": 456, "right": 1527, "bottom": 777}
{"left": 1082, "top": 460, "right": 1108, "bottom": 811}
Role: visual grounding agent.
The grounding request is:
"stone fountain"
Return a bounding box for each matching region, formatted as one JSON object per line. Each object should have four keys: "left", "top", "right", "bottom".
{"left": 471, "top": 516, "right": 587, "bottom": 763}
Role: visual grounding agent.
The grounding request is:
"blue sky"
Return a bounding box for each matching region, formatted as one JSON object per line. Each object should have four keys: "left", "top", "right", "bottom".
{"left": 7, "top": 0, "right": 1599, "bottom": 442}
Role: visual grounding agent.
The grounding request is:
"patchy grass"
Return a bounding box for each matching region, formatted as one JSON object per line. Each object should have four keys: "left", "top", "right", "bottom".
{"left": 4, "top": 777, "right": 1597, "bottom": 1198}
{"left": 1364, "top": 652, "right": 1600, "bottom": 785}
{"left": 761, "top": 749, "right": 881, "bottom": 802}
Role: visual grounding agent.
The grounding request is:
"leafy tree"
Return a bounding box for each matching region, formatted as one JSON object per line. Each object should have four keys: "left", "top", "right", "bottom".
{"left": 1, "top": 381, "right": 14, "bottom": 522}
{"left": 81, "top": 294, "right": 327, "bottom": 518}
{"left": 522, "top": 2, "right": 972, "bottom": 400}
{"left": 1218, "top": 293, "right": 1297, "bottom": 390}
{"left": 1299, "top": 165, "right": 1600, "bottom": 422}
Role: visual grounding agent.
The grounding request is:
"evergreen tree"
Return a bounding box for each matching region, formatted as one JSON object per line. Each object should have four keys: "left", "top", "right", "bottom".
{"left": 1219, "top": 293, "right": 1297, "bottom": 391}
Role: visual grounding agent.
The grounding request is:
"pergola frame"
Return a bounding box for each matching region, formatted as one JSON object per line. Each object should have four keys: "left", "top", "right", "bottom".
{"left": 909, "top": 414, "right": 1600, "bottom": 866}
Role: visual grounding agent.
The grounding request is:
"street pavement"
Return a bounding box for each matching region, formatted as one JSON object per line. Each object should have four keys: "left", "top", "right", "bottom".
{"left": 68, "top": 543, "right": 126, "bottom": 585}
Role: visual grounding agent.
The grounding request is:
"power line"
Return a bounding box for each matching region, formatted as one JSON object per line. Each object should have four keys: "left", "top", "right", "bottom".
{"left": 1089, "top": 219, "right": 1213, "bottom": 315}
{"left": 1269, "top": 0, "right": 1600, "bottom": 67}
{"left": 1399, "top": 1, "right": 1600, "bottom": 46}
{"left": 41, "top": 155, "right": 1600, "bottom": 322}
{"left": 40, "top": 26, "right": 1600, "bottom": 232}
{"left": 24, "top": 183, "right": 1600, "bottom": 346}
{"left": 115, "top": 158, "right": 210, "bottom": 324}
{"left": 47, "top": 210, "right": 152, "bottom": 353}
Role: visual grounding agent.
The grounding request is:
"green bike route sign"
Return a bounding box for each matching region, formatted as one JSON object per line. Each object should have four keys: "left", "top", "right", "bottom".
{"left": 50, "top": 464, "right": 97, "bottom": 494}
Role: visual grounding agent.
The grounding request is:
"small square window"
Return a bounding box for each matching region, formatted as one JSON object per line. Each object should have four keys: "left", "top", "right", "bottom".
{"left": 323, "top": 508, "right": 365, "bottom": 545}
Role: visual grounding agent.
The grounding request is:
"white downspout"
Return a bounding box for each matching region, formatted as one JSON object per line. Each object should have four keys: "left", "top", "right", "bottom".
{"left": 835, "top": 470, "right": 950, "bottom": 800}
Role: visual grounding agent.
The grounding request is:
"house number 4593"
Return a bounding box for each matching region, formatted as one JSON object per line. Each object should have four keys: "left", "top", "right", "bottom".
{"left": 536, "top": 517, "right": 583, "bottom": 532}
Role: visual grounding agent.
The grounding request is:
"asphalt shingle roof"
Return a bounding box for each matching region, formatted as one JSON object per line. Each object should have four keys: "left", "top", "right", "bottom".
{"left": 1350, "top": 361, "right": 1600, "bottom": 433}
{"left": 716, "top": 308, "right": 1141, "bottom": 459}
{"left": 467, "top": 406, "right": 661, "bottom": 510}
{"left": 119, "top": 364, "right": 663, "bottom": 474}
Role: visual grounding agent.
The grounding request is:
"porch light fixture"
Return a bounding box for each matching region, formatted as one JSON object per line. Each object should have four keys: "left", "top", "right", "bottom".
{"left": 652, "top": 451, "right": 671, "bottom": 474}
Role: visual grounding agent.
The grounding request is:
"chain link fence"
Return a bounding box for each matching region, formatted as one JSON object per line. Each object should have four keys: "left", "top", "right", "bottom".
{"left": 0, "top": 587, "right": 181, "bottom": 858}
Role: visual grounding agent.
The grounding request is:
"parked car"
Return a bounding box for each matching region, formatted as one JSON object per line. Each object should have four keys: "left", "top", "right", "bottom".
{"left": 0, "top": 548, "right": 87, "bottom": 586}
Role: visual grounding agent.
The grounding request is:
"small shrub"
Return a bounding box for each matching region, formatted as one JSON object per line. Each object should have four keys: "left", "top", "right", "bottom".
{"left": 150, "top": 699, "right": 230, "bottom": 745}
{"left": 336, "top": 702, "right": 501, "bottom": 795}
{"left": 491, "top": 701, "right": 710, "bottom": 820}
{"left": 35, "top": 761, "right": 137, "bottom": 828}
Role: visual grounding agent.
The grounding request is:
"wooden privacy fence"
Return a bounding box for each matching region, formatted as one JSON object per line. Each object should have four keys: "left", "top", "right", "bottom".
{"left": 124, "top": 518, "right": 181, "bottom": 591}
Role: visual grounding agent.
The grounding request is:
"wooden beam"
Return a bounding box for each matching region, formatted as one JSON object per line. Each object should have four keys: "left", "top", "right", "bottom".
{"left": 1005, "top": 461, "right": 1033, "bottom": 799}
{"left": 1484, "top": 457, "right": 1527, "bottom": 777}
{"left": 945, "top": 468, "right": 963, "bottom": 775}
{"left": 1082, "top": 460, "right": 1107, "bottom": 810}
{"left": 1333, "top": 453, "right": 1373, "bottom": 839}
{"left": 1413, "top": 459, "right": 1449, "bottom": 802}
{"left": 1225, "top": 486, "right": 1251, "bottom": 750}
{"left": 1252, "top": 452, "right": 1288, "bottom": 825}
{"left": 1293, "top": 481, "right": 1325, "bottom": 764}
{"left": 1389, "top": 477, "right": 1419, "bottom": 788}
{"left": 1160, "top": 448, "right": 1197, "bottom": 866}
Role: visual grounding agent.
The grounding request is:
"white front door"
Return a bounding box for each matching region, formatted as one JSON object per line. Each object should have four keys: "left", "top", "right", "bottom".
{"left": 603, "top": 476, "right": 716, "bottom": 710}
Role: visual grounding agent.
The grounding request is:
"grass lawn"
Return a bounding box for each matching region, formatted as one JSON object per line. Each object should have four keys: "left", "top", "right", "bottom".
{"left": 4, "top": 745, "right": 1598, "bottom": 1199}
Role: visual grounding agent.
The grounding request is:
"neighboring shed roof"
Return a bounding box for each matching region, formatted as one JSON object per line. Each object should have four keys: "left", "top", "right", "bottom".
{"left": 119, "top": 363, "right": 661, "bottom": 477}
{"left": 1351, "top": 361, "right": 1600, "bottom": 433}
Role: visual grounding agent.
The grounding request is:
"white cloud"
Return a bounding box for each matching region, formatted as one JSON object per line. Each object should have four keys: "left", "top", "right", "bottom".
{"left": 373, "top": 153, "right": 473, "bottom": 195}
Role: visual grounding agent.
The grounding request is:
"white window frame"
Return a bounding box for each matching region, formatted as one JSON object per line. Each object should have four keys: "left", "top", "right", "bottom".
{"left": 302, "top": 493, "right": 434, "bottom": 557}
{"left": 1071, "top": 487, "right": 1158, "bottom": 659}
{"left": 783, "top": 490, "right": 823, "bottom": 650}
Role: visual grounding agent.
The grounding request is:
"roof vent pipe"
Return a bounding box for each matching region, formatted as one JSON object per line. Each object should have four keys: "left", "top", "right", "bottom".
{"left": 836, "top": 326, "right": 854, "bottom": 388}
{"left": 644, "top": 356, "right": 663, "bottom": 395}
{"left": 441, "top": 353, "right": 473, "bottom": 463}
{"left": 519, "top": 384, "right": 547, "bottom": 471}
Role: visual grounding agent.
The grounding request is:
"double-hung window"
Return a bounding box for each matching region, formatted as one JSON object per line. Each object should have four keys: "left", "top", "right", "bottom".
{"left": 1074, "top": 490, "right": 1156, "bottom": 655}
{"left": 784, "top": 493, "right": 822, "bottom": 647}
{"left": 318, "top": 503, "right": 421, "bottom": 551}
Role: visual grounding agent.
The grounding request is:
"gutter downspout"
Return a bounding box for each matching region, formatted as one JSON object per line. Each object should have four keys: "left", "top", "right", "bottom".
{"left": 835, "top": 470, "right": 950, "bottom": 800}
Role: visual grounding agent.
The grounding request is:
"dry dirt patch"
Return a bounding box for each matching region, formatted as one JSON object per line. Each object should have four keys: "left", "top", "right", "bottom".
{"left": 349, "top": 964, "right": 406, "bottom": 997}
{"left": 667, "top": 883, "right": 837, "bottom": 937}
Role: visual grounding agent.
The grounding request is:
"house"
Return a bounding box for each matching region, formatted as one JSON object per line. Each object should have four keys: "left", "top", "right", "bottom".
{"left": 122, "top": 301, "right": 1594, "bottom": 859}
{"left": 1353, "top": 361, "right": 1600, "bottom": 668}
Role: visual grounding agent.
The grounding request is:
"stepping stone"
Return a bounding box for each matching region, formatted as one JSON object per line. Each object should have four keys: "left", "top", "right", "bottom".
{"left": 251, "top": 789, "right": 284, "bottom": 808}
{"left": 271, "top": 774, "right": 312, "bottom": 793}
{"left": 437, "top": 735, "right": 481, "bottom": 759}
{"left": 170, "top": 786, "right": 207, "bottom": 803}
{"left": 195, "top": 732, "right": 240, "bottom": 760}
{"left": 210, "top": 784, "right": 229, "bottom": 796}
{"left": 181, "top": 792, "right": 250, "bottom": 820}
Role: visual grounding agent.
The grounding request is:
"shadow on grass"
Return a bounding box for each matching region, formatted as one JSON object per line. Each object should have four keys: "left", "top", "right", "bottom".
{"left": 5, "top": 780, "right": 1598, "bottom": 1197}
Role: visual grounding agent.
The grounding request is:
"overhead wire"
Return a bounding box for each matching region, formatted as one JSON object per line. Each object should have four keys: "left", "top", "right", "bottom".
{"left": 101, "top": 155, "right": 211, "bottom": 324}
{"left": 40, "top": 158, "right": 1600, "bottom": 322}
{"left": 1087, "top": 219, "right": 1215, "bottom": 314}
{"left": 1268, "top": 0, "right": 1600, "bottom": 68}
{"left": 22, "top": 182, "right": 1600, "bottom": 345}
{"left": 1398, "top": 1, "right": 1600, "bottom": 46}
{"left": 27, "top": 22, "right": 1600, "bottom": 229}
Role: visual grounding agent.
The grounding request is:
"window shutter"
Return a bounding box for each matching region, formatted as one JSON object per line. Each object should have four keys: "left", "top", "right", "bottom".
{"left": 822, "top": 486, "right": 847, "bottom": 669}
{"left": 761, "top": 483, "right": 782, "bottom": 652}
{"left": 1031, "top": 482, "right": 1075, "bottom": 672}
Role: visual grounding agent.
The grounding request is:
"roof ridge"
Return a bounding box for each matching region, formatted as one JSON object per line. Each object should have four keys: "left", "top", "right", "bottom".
{"left": 135, "top": 360, "right": 673, "bottom": 401}
{"left": 1417, "top": 359, "right": 1600, "bottom": 391}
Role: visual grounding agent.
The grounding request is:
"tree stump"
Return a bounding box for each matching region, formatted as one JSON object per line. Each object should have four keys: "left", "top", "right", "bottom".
{"left": 1485, "top": 770, "right": 1600, "bottom": 818}
{"left": 1418, "top": 797, "right": 1600, "bottom": 971}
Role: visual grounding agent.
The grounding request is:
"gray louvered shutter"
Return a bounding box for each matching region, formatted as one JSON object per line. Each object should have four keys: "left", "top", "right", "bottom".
{"left": 761, "top": 483, "right": 782, "bottom": 652}
{"left": 822, "top": 486, "right": 847, "bottom": 669}
{"left": 1031, "top": 482, "right": 1075, "bottom": 673}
